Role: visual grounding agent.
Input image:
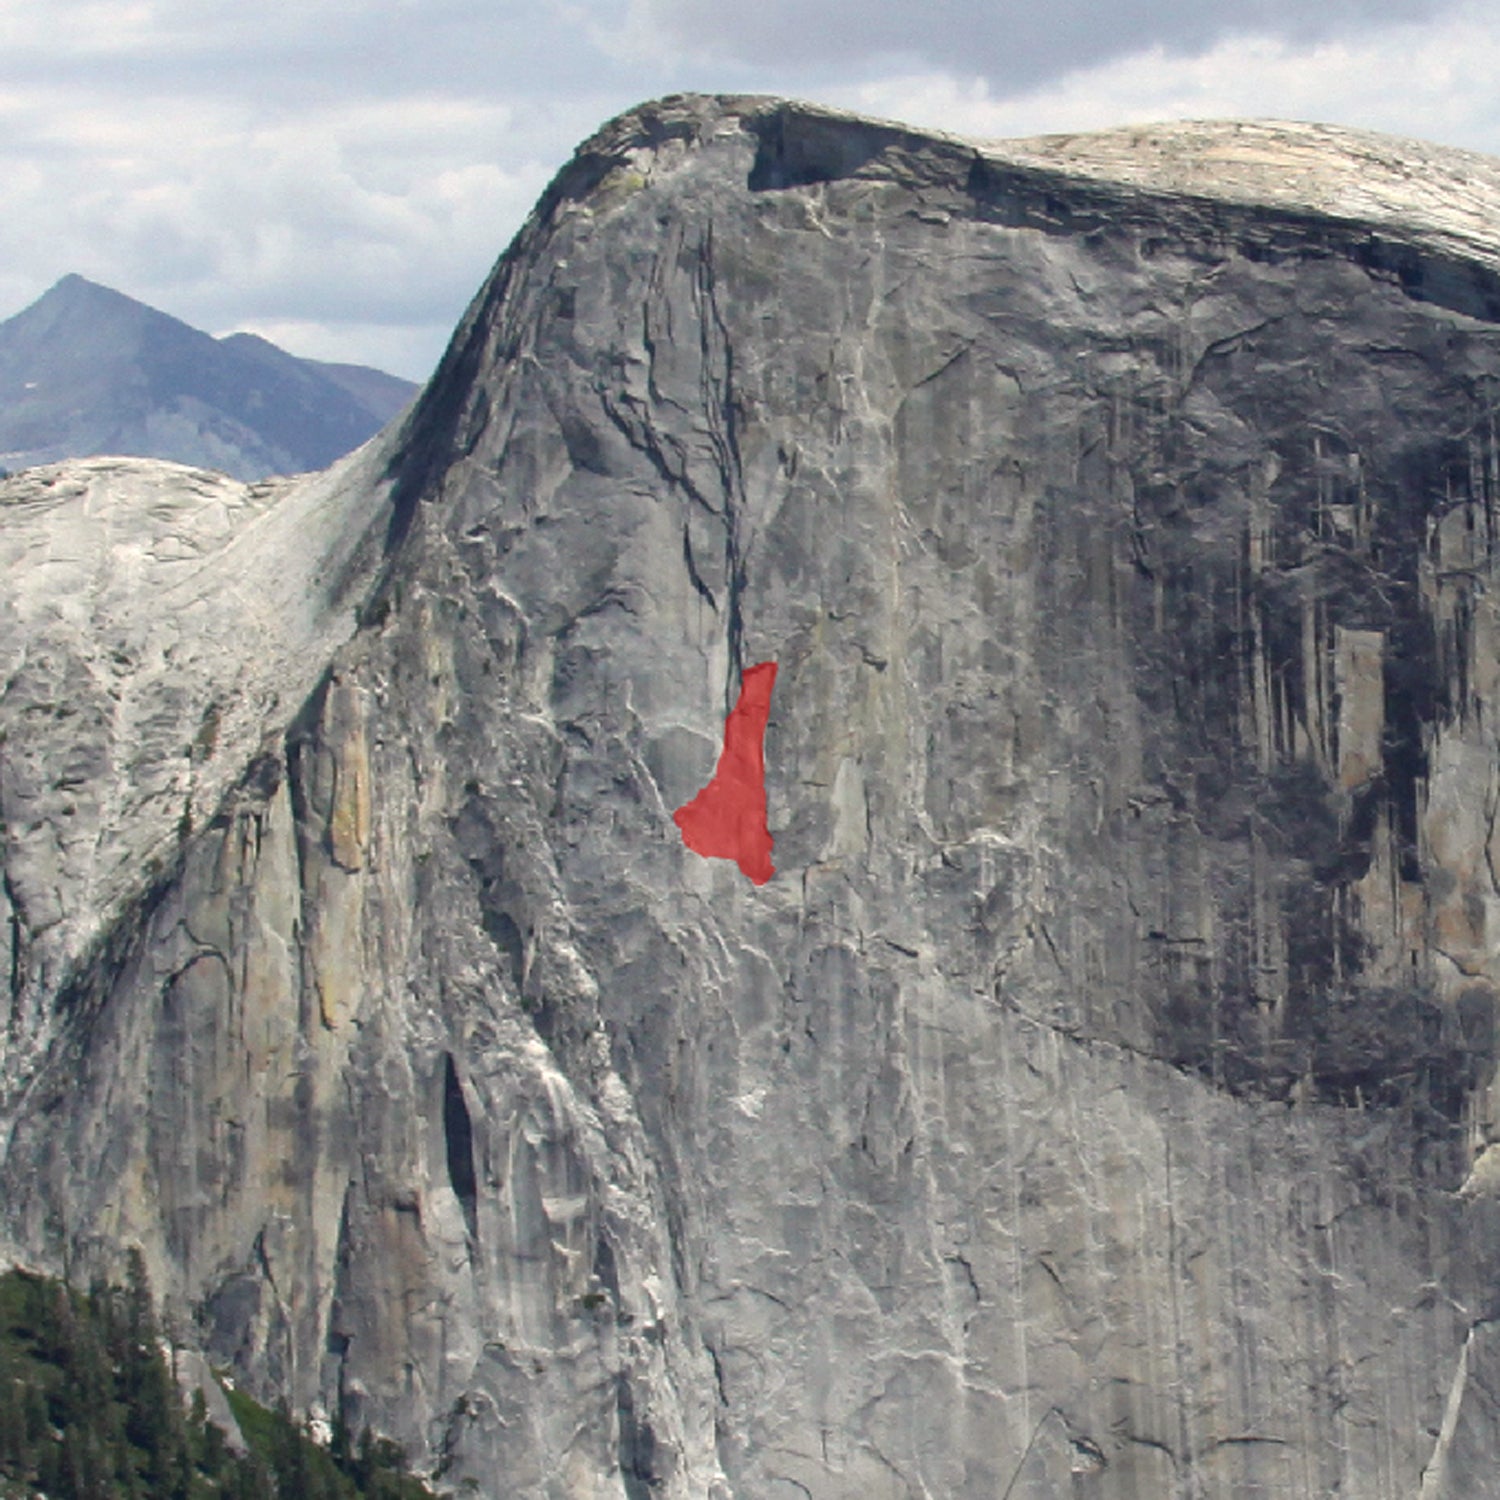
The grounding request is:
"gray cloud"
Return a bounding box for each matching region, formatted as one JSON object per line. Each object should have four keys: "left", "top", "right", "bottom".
{"left": 2, "top": 2, "right": 672, "bottom": 112}
{"left": 622, "top": 0, "right": 1451, "bottom": 88}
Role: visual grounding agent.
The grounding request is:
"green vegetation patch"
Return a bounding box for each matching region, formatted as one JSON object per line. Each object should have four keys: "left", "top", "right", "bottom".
{"left": 0, "top": 1257, "right": 434, "bottom": 1500}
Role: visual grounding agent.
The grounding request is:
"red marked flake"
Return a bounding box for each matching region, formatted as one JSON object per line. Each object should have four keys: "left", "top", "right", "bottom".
{"left": 673, "top": 661, "right": 778, "bottom": 885}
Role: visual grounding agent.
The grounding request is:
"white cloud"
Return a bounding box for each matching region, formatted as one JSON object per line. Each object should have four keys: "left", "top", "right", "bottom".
{"left": 822, "top": 4, "right": 1500, "bottom": 155}
{"left": 0, "top": 88, "right": 560, "bottom": 379}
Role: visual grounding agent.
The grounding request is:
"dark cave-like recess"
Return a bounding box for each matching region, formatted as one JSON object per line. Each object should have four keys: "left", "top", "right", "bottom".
{"left": 442, "top": 1053, "right": 479, "bottom": 1237}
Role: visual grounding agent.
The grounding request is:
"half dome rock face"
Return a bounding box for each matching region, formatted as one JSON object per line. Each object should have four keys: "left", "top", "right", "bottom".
{"left": 8, "top": 94, "right": 1500, "bottom": 1498}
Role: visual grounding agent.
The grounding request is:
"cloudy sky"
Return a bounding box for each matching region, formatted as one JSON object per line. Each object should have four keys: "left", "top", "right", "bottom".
{"left": 5, "top": 0, "right": 1500, "bottom": 381}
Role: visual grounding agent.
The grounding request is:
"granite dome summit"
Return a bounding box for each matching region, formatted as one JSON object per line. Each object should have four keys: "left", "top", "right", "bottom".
{"left": 6, "top": 94, "right": 1500, "bottom": 1497}
{"left": 0, "top": 274, "right": 417, "bottom": 481}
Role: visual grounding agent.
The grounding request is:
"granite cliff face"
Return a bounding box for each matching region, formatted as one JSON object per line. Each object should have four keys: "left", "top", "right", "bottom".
{"left": 6, "top": 95, "right": 1500, "bottom": 1497}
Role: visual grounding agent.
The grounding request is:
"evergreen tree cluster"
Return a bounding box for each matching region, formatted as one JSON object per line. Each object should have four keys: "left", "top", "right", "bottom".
{"left": 0, "top": 1256, "right": 433, "bottom": 1500}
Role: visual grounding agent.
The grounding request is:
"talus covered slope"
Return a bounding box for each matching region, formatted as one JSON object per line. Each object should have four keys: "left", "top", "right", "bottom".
{"left": 7, "top": 94, "right": 1500, "bottom": 1497}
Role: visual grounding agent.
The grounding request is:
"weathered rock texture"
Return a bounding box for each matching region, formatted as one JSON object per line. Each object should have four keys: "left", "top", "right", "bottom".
{"left": 5, "top": 95, "right": 1500, "bottom": 1498}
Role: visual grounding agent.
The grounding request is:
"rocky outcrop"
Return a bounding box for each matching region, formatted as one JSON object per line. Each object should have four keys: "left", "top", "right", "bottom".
{"left": 0, "top": 445, "right": 397, "bottom": 1097}
{"left": 7, "top": 94, "right": 1500, "bottom": 1497}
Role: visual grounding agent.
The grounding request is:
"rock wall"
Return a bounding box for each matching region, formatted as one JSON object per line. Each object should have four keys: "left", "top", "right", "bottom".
{"left": 6, "top": 95, "right": 1500, "bottom": 1497}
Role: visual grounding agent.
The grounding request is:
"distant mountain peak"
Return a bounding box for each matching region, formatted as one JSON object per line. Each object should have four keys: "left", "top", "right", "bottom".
{"left": 218, "top": 329, "right": 280, "bottom": 352}
{"left": 0, "top": 277, "right": 419, "bottom": 480}
{"left": 41, "top": 272, "right": 145, "bottom": 309}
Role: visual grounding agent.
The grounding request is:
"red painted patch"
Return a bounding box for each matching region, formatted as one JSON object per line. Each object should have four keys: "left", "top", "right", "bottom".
{"left": 673, "top": 661, "right": 778, "bottom": 885}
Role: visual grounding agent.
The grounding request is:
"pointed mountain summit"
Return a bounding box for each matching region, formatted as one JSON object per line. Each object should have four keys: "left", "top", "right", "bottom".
{"left": 0, "top": 275, "right": 417, "bottom": 480}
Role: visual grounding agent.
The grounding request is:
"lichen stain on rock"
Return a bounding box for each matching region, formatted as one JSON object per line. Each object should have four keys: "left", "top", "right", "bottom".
{"left": 325, "top": 680, "right": 372, "bottom": 874}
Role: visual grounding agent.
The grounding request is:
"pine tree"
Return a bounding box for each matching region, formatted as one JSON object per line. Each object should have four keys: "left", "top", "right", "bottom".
{"left": 330, "top": 1406, "right": 352, "bottom": 1472}
{"left": 199, "top": 1396, "right": 229, "bottom": 1484}
{"left": 123, "top": 1249, "right": 156, "bottom": 1350}
{"left": 1, "top": 1263, "right": 443, "bottom": 1500}
{"left": 0, "top": 1374, "right": 24, "bottom": 1469}
{"left": 38, "top": 1430, "right": 64, "bottom": 1499}
{"left": 230, "top": 1452, "right": 275, "bottom": 1500}
{"left": 269, "top": 1398, "right": 313, "bottom": 1500}
{"left": 23, "top": 1378, "right": 49, "bottom": 1449}
{"left": 57, "top": 1422, "right": 85, "bottom": 1500}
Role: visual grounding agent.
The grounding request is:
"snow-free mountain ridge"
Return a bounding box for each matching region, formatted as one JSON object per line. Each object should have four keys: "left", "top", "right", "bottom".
{"left": 0, "top": 274, "right": 417, "bottom": 480}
